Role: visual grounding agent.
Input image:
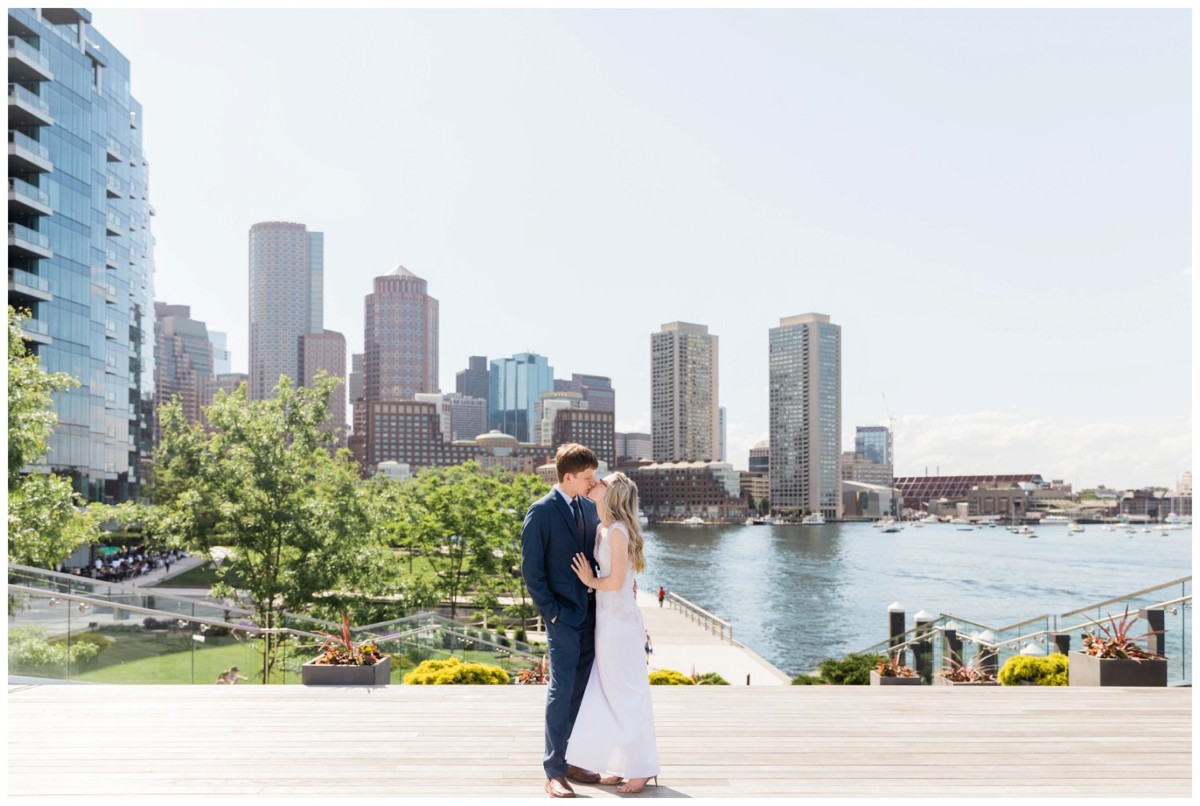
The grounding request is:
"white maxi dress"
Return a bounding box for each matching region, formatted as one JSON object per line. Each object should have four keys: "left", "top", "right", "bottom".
{"left": 565, "top": 521, "right": 660, "bottom": 779}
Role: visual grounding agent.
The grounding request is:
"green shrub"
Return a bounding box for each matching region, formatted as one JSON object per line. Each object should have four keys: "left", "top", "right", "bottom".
{"left": 816, "top": 652, "right": 881, "bottom": 685}
{"left": 10, "top": 627, "right": 100, "bottom": 666}
{"left": 403, "top": 656, "right": 510, "bottom": 685}
{"left": 649, "top": 669, "right": 694, "bottom": 685}
{"left": 513, "top": 628, "right": 527, "bottom": 642}
{"left": 49, "top": 632, "right": 113, "bottom": 652}
{"left": 695, "top": 672, "right": 729, "bottom": 685}
{"left": 791, "top": 674, "right": 827, "bottom": 685}
{"left": 998, "top": 653, "right": 1069, "bottom": 686}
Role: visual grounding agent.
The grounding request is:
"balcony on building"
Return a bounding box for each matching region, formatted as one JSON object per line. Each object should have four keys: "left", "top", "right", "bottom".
{"left": 8, "top": 176, "right": 51, "bottom": 216}
{"left": 19, "top": 315, "right": 51, "bottom": 345}
{"left": 8, "top": 267, "right": 52, "bottom": 303}
{"left": 105, "top": 248, "right": 119, "bottom": 268}
{"left": 105, "top": 211, "right": 122, "bottom": 236}
{"left": 105, "top": 137, "right": 124, "bottom": 163}
{"left": 8, "top": 222, "right": 52, "bottom": 259}
{"left": 104, "top": 282, "right": 117, "bottom": 304}
{"left": 40, "top": 8, "right": 92, "bottom": 25}
{"left": 8, "top": 175, "right": 53, "bottom": 218}
{"left": 8, "top": 83, "right": 54, "bottom": 127}
{"left": 8, "top": 130, "right": 52, "bottom": 173}
{"left": 105, "top": 174, "right": 123, "bottom": 199}
{"left": 8, "top": 37, "right": 53, "bottom": 83}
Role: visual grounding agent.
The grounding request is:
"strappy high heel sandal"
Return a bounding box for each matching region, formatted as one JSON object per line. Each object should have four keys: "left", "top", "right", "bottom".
{"left": 616, "top": 776, "right": 658, "bottom": 794}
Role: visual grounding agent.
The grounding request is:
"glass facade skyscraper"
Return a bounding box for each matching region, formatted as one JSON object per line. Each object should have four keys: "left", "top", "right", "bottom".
{"left": 248, "top": 221, "right": 324, "bottom": 401}
{"left": 8, "top": 8, "right": 155, "bottom": 503}
{"left": 855, "top": 425, "right": 893, "bottom": 466}
{"left": 769, "top": 313, "right": 842, "bottom": 520}
{"left": 489, "top": 352, "right": 553, "bottom": 443}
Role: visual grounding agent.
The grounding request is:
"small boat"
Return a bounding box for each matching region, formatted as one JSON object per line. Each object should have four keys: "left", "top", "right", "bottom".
{"left": 1067, "top": 522, "right": 1085, "bottom": 533}
{"left": 882, "top": 523, "right": 903, "bottom": 533}
{"left": 801, "top": 513, "right": 826, "bottom": 526}
{"left": 920, "top": 515, "right": 940, "bottom": 524}
{"left": 681, "top": 516, "right": 704, "bottom": 525}
{"left": 1041, "top": 515, "right": 1070, "bottom": 525}
{"left": 1026, "top": 532, "right": 1038, "bottom": 539}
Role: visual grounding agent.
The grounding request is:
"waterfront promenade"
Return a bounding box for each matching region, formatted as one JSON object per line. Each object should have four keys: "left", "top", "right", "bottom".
{"left": 7, "top": 683, "right": 1190, "bottom": 798}
{"left": 635, "top": 590, "right": 792, "bottom": 685}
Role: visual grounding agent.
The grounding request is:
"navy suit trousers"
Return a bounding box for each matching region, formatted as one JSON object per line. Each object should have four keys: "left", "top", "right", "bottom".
{"left": 543, "top": 597, "right": 596, "bottom": 777}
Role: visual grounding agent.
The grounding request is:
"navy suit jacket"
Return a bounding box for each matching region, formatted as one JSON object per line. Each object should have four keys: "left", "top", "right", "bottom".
{"left": 521, "top": 489, "right": 599, "bottom": 630}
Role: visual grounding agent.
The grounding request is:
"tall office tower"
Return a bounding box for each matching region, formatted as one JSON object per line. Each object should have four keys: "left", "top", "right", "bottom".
{"left": 615, "top": 432, "right": 652, "bottom": 462}
{"left": 347, "top": 352, "right": 366, "bottom": 466}
{"left": 209, "top": 331, "right": 231, "bottom": 375}
{"left": 446, "top": 392, "right": 486, "bottom": 441}
{"left": 855, "top": 425, "right": 893, "bottom": 466}
{"left": 153, "top": 303, "right": 213, "bottom": 442}
{"left": 769, "top": 313, "right": 842, "bottom": 520}
{"left": 248, "top": 221, "right": 323, "bottom": 400}
{"left": 719, "top": 407, "right": 727, "bottom": 462}
{"left": 364, "top": 265, "right": 439, "bottom": 402}
{"left": 8, "top": 9, "right": 156, "bottom": 503}
{"left": 490, "top": 352, "right": 554, "bottom": 443}
{"left": 299, "top": 329, "right": 346, "bottom": 442}
{"left": 651, "top": 322, "right": 719, "bottom": 462}
{"left": 456, "top": 355, "right": 489, "bottom": 415}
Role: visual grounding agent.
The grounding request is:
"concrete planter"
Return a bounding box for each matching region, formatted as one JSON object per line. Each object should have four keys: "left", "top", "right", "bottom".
{"left": 870, "top": 670, "right": 921, "bottom": 686}
{"left": 933, "top": 675, "right": 999, "bottom": 687}
{"left": 302, "top": 655, "right": 391, "bottom": 686}
{"left": 1068, "top": 650, "right": 1167, "bottom": 687}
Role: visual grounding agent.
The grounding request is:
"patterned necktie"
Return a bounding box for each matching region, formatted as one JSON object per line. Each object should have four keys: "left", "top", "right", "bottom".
{"left": 572, "top": 497, "right": 584, "bottom": 540}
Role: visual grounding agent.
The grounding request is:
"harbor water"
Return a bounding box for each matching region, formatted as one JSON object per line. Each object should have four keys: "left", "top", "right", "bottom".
{"left": 640, "top": 521, "right": 1192, "bottom": 676}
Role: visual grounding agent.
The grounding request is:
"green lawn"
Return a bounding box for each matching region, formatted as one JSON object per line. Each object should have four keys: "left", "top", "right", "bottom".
{"left": 155, "top": 564, "right": 247, "bottom": 589}
{"left": 10, "top": 629, "right": 537, "bottom": 685}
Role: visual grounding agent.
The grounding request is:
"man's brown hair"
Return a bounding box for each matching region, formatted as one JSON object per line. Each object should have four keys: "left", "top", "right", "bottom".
{"left": 555, "top": 443, "right": 598, "bottom": 482}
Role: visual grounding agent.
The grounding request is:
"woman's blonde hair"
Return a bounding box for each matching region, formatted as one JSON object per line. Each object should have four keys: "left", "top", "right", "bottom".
{"left": 598, "top": 472, "right": 646, "bottom": 573}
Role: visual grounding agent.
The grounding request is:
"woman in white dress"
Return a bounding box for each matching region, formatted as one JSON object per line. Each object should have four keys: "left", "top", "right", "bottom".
{"left": 565, "top": 472, "right": 660, "bottom": 794}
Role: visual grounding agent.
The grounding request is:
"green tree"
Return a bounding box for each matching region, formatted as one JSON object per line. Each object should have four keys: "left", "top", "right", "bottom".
{"left": 7, "top": 307, "right": 102, "bottom": 567}
{"left": 150, "top": 374, "right": 376, "bottom": 680}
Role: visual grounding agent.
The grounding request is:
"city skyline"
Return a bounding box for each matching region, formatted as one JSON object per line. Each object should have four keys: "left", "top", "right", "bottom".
{"left": 93, "top": 8, "right": 1191, "bottom": 488}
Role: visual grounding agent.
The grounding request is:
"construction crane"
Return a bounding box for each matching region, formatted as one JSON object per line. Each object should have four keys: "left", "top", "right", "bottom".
{"left": 882, "top": 393, "right": 896, "bottom": 431}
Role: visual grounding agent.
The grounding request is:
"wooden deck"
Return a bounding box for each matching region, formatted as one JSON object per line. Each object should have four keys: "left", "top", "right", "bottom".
{"left": 7, "top": 684, "right": 1190, "bottom": 798}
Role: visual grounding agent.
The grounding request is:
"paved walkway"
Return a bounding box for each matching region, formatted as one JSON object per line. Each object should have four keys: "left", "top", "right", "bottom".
{"left": 6, "top": 684, "right": 1190, "bottom": 798}
{"left": 636, "top": 591, "right": 792, "bottom": 685}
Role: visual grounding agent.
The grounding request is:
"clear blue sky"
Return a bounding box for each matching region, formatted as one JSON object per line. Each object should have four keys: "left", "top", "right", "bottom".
{"left": 96, "top": 8, "right": 1191, "bottom": 489}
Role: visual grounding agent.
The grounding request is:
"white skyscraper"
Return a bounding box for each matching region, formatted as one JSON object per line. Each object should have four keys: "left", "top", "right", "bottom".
{"left": 651, "top": 322, "right": 719, "bottom": 463}
{"left": 769, "top": 313, "right": 842, "bottom": 520}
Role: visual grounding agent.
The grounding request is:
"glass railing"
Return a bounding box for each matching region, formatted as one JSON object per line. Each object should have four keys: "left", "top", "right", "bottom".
{"left": 9, "top": 176, "right": 49, "bottom": 206}
{"left": 8, "top": 83, "right": 50, "bottom": 115}
{"left": 853, "top": 577, "right": 1192, "bottom": 685}
{"left": 9, "top": 129, "right": 51, "bottom": 161}
{"left": 20, "top": 318, "right": 49, "bottom": 336}
{"left": 106, "top": 137, "right": 124, "bottom": 160}
{"left": 8, "top": 565, "right": 546, "bottom": 684}
{"left": 8, "top": 37, "right": 51, "bottom": 73}
{"left": 106, "top": 212, "right": 121, "bottom": 232}
{"left": 105, "top": 175, "right": 122, "bottom": 196}
{"left": 9, "top": 222, "right": 49, "bottom": 249}
{"left": 9, "top": 267, "right": 49, "bottom": 293}
{"left": 106, "top": 248, "right": 118, "bottom": 266}
{"left": 7, "top": 585, "right": 317, "bottom": 685}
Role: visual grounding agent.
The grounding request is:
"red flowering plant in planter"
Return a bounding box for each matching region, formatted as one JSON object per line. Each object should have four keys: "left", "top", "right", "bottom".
{"left": 311, "top": 611, "right": 384, "bottom": 666}
{"left": 939, "top": 652, "right": 998, "bottom": 683}
{"left": 515, "top": 656, "right": 549, "bottom": 685}
{"left": 875, "top": 650, "right": 918, "bottom": 679}
{"left": 1080, "top": 606, "right": 1165, "bottom": 661}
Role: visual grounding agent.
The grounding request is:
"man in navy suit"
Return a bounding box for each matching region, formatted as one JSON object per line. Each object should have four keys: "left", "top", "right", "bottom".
{"left": 521, "top": 443, "right": 601, "bottom": 798}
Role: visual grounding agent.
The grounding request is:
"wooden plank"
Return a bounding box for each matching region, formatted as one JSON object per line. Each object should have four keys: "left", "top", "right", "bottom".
{"left": 7, "top": 684, "right": 1190, "bottom": 798}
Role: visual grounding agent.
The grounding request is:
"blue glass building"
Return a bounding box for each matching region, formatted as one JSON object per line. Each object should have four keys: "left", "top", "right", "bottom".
{"left": 489, "top": 352, "right": 553, "bottom": 443}
{"left": 8, "top": 8, "right": 155, "bottom": 503}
